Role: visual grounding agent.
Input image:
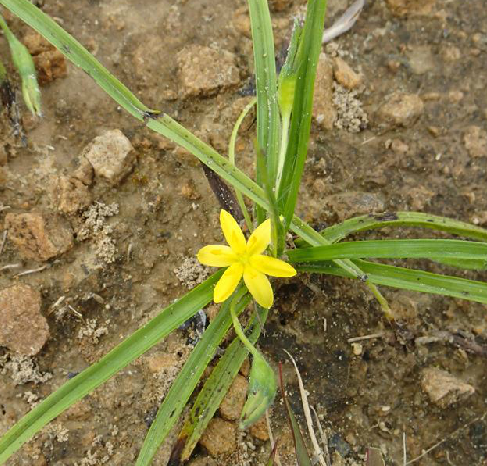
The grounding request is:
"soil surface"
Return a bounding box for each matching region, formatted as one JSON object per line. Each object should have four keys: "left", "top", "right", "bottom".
{"left": 1, "top": 0, "right": 487, "bottom": 465}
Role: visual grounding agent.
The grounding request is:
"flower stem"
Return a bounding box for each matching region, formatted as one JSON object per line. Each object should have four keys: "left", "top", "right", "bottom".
{"left": 230, "top": 292, "right": 259, "bottom": 358}
{"left": 228, "top": 97, "right": 257, "bottom": 231}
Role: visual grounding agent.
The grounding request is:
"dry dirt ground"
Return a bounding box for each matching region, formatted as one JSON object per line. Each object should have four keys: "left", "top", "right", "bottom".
{"left": 1, "top": 0, "right": 487, "bottom": 465}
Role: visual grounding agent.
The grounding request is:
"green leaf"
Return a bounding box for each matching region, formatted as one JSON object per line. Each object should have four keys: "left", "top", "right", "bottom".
{"left": 247, "top": 0, "right": 280, "bottom": 198}
{"left": 288, "top": 239, "right": 487, "bottom": 264}
{"left": 178, "top": 306, "right": 269, "bottom": 461}
{"left": 278, "top": 0, "right": 328, "bottom": 229}
{"left": 297, "top": 259, "right": 487, "bottom": 304}
{"left": 135, "top": 288, "right": 251, "bottom": 465}
{"left": 0, "top": 271, "right": 223, "bottom": 464}
{"left": 298, "top": 211, "right": 487, "bottom": 246}
{"left": 0, "top": 13, "right": 41, "bottom": 116}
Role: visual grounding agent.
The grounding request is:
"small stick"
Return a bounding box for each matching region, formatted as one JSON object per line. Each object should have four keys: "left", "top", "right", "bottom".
{"left": 322, "top": 0, "right": 365, "bottom": 44}
{"left": 311, "top": 406, "right": 331, "bottom": 466}
{"left": 403, "top": 431, "right": 407, "bottom": 466}
{"left": 15, "top": 265, "right": 48, "bottom": 277}
{"left": 0, "top": 263, "right": 22, "bottom": 271}
{"left": 0, "top": 230, "right": 7, "bottom": 255}
{"left": 284, "top": 350, "right": 327, "bottom": 466}
{"left": 348, "top": 332, "right": 383, "bottom": 343}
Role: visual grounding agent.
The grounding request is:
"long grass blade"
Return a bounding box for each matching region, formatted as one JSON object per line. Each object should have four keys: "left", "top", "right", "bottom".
{"left": 296, "top": 260, "right": 487, "bottom": 304}
{"left": 278, "top": 0, "right": 327, "bottom": 229}
{"left": 0, "top": 271, "right": 223, "bottom": 464}
{"left": 288, "top": 239, "right": 487, "bottom": 264}
{"left": 316, "top": 211, "right": 487, "bottom": 244}
{"left": 247, "top": 0, "right": 280, "bottom": 199}
{"left": 136, "top": 290, "right": 251, "bottom": 465}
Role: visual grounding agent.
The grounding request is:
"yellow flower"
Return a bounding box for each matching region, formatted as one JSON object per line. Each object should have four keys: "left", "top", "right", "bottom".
{"left": 197, "top": 210, "right": 296, "bottom": 309}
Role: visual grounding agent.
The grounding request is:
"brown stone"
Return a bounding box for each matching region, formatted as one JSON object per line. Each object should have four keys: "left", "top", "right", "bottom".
{"left": 72, "top": 157, "right": 94, "bottom": 185}
{"left": 23, "top": 31, "right": 67, "bottom": 84}
{"left": 385, "top": 0, "right": 436, "bottom": 17}
{"left": 376, "top": 93, "right": 424, "bottom": 128}
{"left": 464, "top": 126, "right": 487, "bottom": 158}
{"left": 199, "top": 418, "right": 236, "bottom": 456}
{"left": 249, "top": 414, "right": 269, "bottom": 441}
{"left": 269, "top": 0, "right": 292, "bottom": 12}
{"left": 5, "top": 212, "right": 74, "bottom": 261}
{"left": 0, "top": 284, "right": 49, "bottom": 356}
{"left": 52, "top": 176, "right": 92, "bottom": 214}
{"left": 219, "top": 375, "right": 248, "bottom": 421}
{"left": 177, "top": 45, "right": 240, "bottom": 98}
{"left": 313, "top": 53, "right": 336, "bottom": 130}
{"left": 83, "top": 129, "right": 136, "bottom": 184}
{"left": 421, "top": 368, "right": 474, "bottom": 408}
{"left": 333, "top": 57, "right": 362, "bottom": 90}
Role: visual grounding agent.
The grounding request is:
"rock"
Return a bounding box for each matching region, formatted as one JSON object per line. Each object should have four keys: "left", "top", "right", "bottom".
{"left": 72, "top": 157, "right": 94, "bottom": 185}
{"left": 83, "top": 129, "right": 135, "bottom": 184}
{"left": 23, "top": 31, "right": 67, "bottom": 84}
{"left": 5, "top": 212, "right": 74, "bottom": 261}
{"left": 440, "top": 45, "right": 461, "bottom": 62}
{"left": 0, "top": 284, "right": 49, "bottom": 355}
{"left": 219, "top": 375, "right": 248, "bottom": 421}
{"left": 181, "top": 181, "right": 200, "bottom": 200}
{"left": 385, "top": 0, "right": 436, "bottom": 17}
{"left": 464, "top": 126, "right": 487, "bottom": 158}
{"left": 51, "top": 157, "right": 93, "bottom": 214}
{"left": 249, "top": 415, "right": 269, "bottom": 441}
{"left": 52, "top": 176, "right": 92, "bottom": 214}
{"left": 389, "top": 293, "right": 419, "bottom": 326}
{"left": 333, "top": 57, "right": 362, "bottom": 90}
{"left": 269, "top": 0, "right": 292, "bottom": 11}
{"left": 177, "top": 45, "right": 240, "bottom": 98}
{"left": 199, "top": 418, "right": 236, "bottom": 456}
{"left": 421, "top": 368, "right": 475, "bottom": 408}
{"left": 144, "top": 353, "right": 179, "bottom": 374}
{"left": 313, "top": 53, "right": 336, "bottom": 130}
{"left": 448, "top": 91, "right": 464, "bottom": 103}
{"left": 376, "top": 93, "right": 424, "bottom": 128}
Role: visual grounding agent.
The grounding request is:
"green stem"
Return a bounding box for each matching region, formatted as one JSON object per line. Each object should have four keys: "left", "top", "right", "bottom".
{"left": 228, "top": 97, "right": 256, "bottom": 231}
{"left": 230, "top": 293, "right": 259, "bottom": 358}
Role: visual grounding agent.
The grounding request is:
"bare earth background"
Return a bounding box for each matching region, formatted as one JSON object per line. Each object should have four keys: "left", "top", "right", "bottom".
{"left": 0, "top": 0, "right": 486, "bottom": 464}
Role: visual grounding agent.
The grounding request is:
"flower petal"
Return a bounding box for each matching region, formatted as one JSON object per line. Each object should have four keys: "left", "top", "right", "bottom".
{"left": 243, "top": 266, "right": 274, "bottom": 309}
{"left": 220, "top": 209, "right": 246, "bottom": 255}
{"left": 246, "top": 219, "right": 271, "bottom": 256}
{"left": 197, "top": 245, "right": 237, "bottom": 267}
{"left": 249, "top": 255, "right": 297, "bottom": 277}
{"left": 214, "top": 263, "right": 244, "bottom": 303}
